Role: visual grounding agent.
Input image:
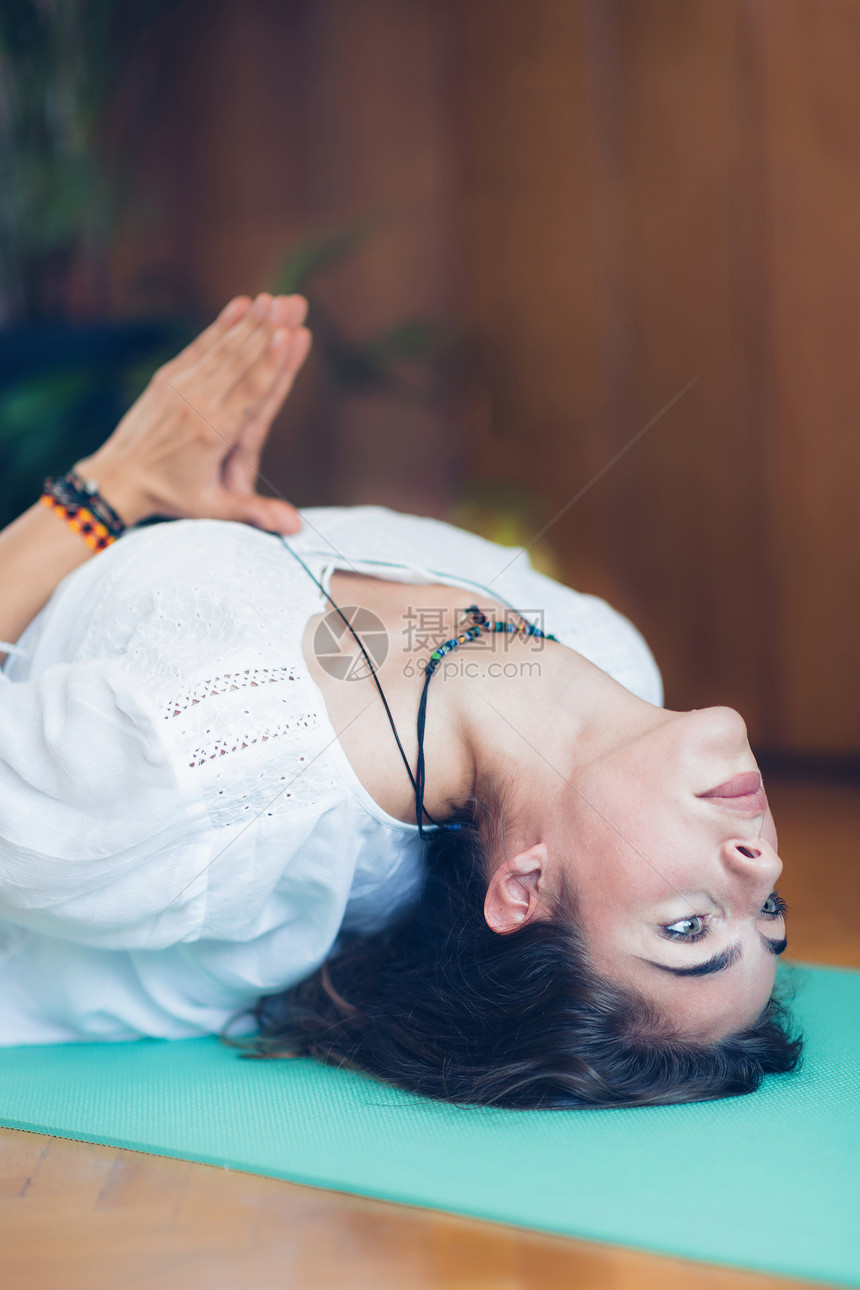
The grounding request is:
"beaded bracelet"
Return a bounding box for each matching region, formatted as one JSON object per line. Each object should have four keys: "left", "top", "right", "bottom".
{"left": 40, "top": 469, "right": 127, "bottom": 553}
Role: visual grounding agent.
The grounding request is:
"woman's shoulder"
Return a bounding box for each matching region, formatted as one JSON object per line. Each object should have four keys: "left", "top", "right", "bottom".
{"left": 290, "top": 505, "right": 663, "bottom": 705}
{"left": 293, "top": 501, "right": 493, "bottom": 542}
{"left": 290, "top": 503, "right": 540, "bottom": 583}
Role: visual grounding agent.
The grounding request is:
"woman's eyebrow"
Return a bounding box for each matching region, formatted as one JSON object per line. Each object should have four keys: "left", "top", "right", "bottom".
{"left": 644, "top": 943, "right": 741, "bottom": 977}
{"left": 643, "top": 933, "right": 787, "bottom": 978}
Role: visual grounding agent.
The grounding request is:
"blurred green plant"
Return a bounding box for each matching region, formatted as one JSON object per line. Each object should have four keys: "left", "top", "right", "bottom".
{"left": 269, "top": 217, "right": 450, "bottom": 402}
{"left": 0, "top": 0, "right": 182, "bottom": 322}
{"left": 0, "top": 0, "right": 194, "bottom": 527}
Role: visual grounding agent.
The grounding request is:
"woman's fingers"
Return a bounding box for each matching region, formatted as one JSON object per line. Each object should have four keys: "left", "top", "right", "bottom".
{"left": 271, "top": 324, "right": 313, "bottom": 406}
{"left": 158, "top": 296, "right": 254, "bottom": 379}
{"left": 163, "top": 294, "right": 308, "bottom": 407}
{"left": 154, "top": 292, "right": 305, "bottom": 398}
{"left": 240, "top": 323, "right": 313, "bottom": 430}
{"left": 181, "top": 292, "right": 301, "bottom": 396}
{"left": 88, "top": 292, "right": 310, "bottom": 531}
{"left": 212, "top": 312, "right": 308, "bottom": 427}
{"left": 220, "top": 326, "right": 313, "bottom": 495}
{"left": 216, "top": 486, "right": 303, "bottom": 534}
{"left": 215, "top": 294, "right": 309, "bottom": 400}
{"left": 162, "top": 293, "right": 269, "bottom": 397}
{"left": 214, "top": 310, "right": 288, "bottom": 405}
{"left": 143, "top": 294, "right": 309, "bottom": 491}
{"left": 277, "top": 295, "right": 309, "bottom": 329}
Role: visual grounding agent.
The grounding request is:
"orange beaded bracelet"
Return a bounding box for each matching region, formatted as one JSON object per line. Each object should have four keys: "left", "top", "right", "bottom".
{"left": 39, "top": 493, "right": 117, "bottom": 552}
{"left": 40, "top": 469, "right": 127, "bottom": 553}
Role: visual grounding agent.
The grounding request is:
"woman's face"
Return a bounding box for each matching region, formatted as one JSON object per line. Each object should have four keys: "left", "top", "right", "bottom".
{"left": 553, "top": 706, "right": 785, "bottom": 1040}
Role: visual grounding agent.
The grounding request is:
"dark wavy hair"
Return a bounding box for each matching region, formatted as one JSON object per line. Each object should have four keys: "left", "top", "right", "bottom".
{"left": 223, "top": 777, "right": 802, "bottom": 1108}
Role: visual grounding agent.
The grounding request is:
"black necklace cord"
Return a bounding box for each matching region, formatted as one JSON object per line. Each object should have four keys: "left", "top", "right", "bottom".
{"left": 414, "top": 651, "right": 463, "bottom": 839}
{"left": 413, "top": 619, "right": 483, "bottom": 838}
{"left": 414, "top": 664, "right": 435, "bottom": 839}
{"left": 279, "top": 540, "right": 448, "bottom": 831}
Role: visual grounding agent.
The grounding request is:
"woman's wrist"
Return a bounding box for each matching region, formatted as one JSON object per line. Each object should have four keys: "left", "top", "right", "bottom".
{"left": 72, "top": 453, "right": 155, "bottom": 529}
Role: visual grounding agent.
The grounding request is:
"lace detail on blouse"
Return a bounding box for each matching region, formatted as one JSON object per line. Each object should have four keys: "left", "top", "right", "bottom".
{"left": 162, "top": 665, "right": 302, "bottom": 721}
{"left": 171, "top": 688, "right": 334, "bottom": 828}
{"left": 182, "top": 715, "right": 319, "bottom": 771}
{"left": 65, "top": 520, "right": 343, "bottom": 831}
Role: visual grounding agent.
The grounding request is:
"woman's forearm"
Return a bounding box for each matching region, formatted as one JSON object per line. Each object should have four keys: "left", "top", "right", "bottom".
{"left": 0, "top": 457, "right": 148, "bottom": 667}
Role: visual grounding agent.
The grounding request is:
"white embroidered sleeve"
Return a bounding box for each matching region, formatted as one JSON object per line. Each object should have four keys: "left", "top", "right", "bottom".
{"left": 0, "top": 659, "right": 213, "bottom": 949}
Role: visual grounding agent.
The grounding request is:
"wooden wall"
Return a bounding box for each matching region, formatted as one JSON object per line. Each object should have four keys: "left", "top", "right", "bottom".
{"left": 111, "top": 0, "right": 461, "bottom": 514}
{"left": 110, "top": 0, "right": 860, "bottom": 755}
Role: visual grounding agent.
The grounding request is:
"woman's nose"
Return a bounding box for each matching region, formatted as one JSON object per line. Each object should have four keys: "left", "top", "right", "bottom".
{"left": 689, "top": 705, "right": 750, "bottom": 758}
{"left": 721, "top": 836, "right": 783, "bottom": 896}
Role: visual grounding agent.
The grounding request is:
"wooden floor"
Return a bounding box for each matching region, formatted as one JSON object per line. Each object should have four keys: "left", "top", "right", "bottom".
{"left": 1, "top": 773, "right": 857, "bottom": 1290}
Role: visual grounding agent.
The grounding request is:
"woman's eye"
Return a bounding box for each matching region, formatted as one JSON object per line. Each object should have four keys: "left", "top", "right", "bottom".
{"left": 663, "top": 915, "right": 708, "bottom": 941}
{"left": 761, "top": 891, "right": 788, "bottom": 918}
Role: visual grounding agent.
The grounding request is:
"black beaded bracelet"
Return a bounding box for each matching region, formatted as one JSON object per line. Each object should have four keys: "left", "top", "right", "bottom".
{"left": 41, "top": 469, "right": 127, "bottom": 540}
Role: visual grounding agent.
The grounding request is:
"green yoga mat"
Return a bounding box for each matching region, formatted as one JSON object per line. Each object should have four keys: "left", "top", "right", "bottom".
{"left": 1, "top": 963, "right": 858, "bottom": 1286}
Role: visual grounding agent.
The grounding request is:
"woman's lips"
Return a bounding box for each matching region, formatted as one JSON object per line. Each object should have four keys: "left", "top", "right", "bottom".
{"left": 703, "top": 772, "right": 762, "bottom": 798}
{"left": 699, "top": 771, "right": 769, "bottom": 815}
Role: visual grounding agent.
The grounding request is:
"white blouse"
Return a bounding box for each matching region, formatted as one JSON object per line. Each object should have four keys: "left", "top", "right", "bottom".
{"left": 0, "top": 505, "right": 662, "bottom": 1045}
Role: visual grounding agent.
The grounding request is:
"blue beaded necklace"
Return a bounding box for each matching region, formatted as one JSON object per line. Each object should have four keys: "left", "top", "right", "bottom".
{"left": 281, "top": 541, "right": 556, "bottom": 838}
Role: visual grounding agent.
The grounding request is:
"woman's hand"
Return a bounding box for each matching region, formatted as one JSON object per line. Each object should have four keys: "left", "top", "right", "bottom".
{"left": 75, "top": 293, "right": 312, "bottom": 534}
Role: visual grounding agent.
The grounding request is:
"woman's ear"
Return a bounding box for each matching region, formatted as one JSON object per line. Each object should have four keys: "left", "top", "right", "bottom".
{"left": 483, "top": 842, "right": 551, "bottom": 934}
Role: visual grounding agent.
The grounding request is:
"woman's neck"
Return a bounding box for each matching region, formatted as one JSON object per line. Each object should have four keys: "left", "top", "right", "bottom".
{"left": 429, "top": 633, "right": 659, "bottom": 832}
{"left": 305, "top": 569, "right": 662, "bottom": 833}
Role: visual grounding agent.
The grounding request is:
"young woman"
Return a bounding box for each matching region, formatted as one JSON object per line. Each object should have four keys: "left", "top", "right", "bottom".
{"left": 0, "top": 293, "right": 800, "bottom": 1107}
